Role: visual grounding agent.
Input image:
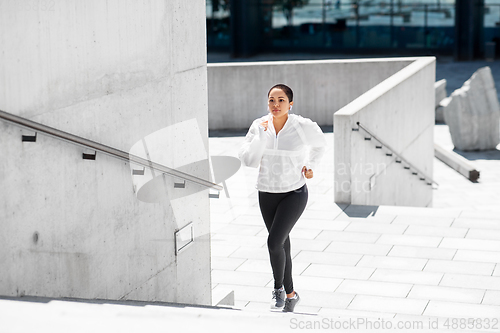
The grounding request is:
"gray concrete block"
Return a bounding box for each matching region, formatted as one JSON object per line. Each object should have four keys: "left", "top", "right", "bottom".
{"left": 443, "top": 67, "right": 500, "bottom": 151}
{"left": 434, "top": 143, "right": 480, "bottom": 182}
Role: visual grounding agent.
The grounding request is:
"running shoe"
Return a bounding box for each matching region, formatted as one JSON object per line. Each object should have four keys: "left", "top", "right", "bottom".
{"left": 282, "top": 292, "right": 300, "bottom": 312}
{"left": 270, "top": 287, "right": 286, "bottom": 309}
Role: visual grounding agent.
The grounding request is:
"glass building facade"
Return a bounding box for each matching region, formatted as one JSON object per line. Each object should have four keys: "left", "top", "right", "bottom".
{"left": 206, "top": 0, "right": 500, "bottom": 57}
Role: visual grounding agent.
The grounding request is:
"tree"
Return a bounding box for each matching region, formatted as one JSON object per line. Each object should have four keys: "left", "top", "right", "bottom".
{"left": 272, "top": 0, "right": 310, "bottom": 25}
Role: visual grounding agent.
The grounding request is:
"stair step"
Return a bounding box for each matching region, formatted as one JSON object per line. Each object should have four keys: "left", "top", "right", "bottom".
{"left": 211, "top": 285, "right": 235, "bottom": 307}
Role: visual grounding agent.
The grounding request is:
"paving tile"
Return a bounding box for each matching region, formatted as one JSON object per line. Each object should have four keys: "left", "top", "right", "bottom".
{"left": 300, "top": 209, "right": 339, "bottom": 221}
{"left": 453, "top": 249, "right": 500, "bottom": 264}
{"left": 225, "top": 205, "right": 261, "bottom": 218}
{"left": 452, "top": 218, "right": 500, "bottom": 230}
{"left": 306, "top": 201, "right": 346, "bottom": 214}
{"left": 369, "top": 268, "right": 443, "bottom": 285}
{"left": 404, "top": 225, "right": 468, "bottom": 238}
{"left": 211, "top": 269, "right": 272, "bottom": 287}
{"left": 301, "top": 263, "right": 375, "bottom": 280}
{"left": 210, "top": 222, "right": 230, "bottom": 233}
{"left": 293, "top": 250, "right": 361, "bottom": 266}
{"left": 424, "top": 259, "right": 495, "bottom": 276}
{"left": 210, "top": 213, "right": 235, "bottom": 224}
{"left": 335, "top": 214, "right": 397, "bottom": 224}
{"left": 211, "top": 233, "right": 266, "bottom": 247}
{"left": 233, "top": 300, "right": 250, "bottom": 308}
{"left": 324, "top": 241, "right": 392, "bottom": 256}
{"left": 289, "top": 227, "right": 323, "bottom": 240}
{"left": 407, "top": 285, "right": 485, "bottom": 304}
{"left": 344, "top": 221, "right": 407, "bottom": 235}
{"left": 317, "top": 307, "right": 396, "bottom": 319}
{"left": 296, "top": 289, "right": 354, "bottom": 309}
{"left": 234, "top": 259, "right": 272, "bottom": 274}
{"left": 377, "top": 206, "right": 462, "bottom": 218}
{"left": 459, "top": 210, "right": 500, "bottom": 220}
{"left": 376, "top": 234, "right": 442, "bottom": 247}
{"left": 392, "top": 215, "right": 454, "bottom": 227}
{"left": 283, "top": 275, "right": 343, "bottom": 293}
{"left": 210, "top": 243, "right": 240, "bottom": 257}
{"left": 214, "top": 283, "right": 270, "bottom": 303}
{"left": 348, "top": 295, "right": 428, "bottom": 316}
{"left": 229, "top": 246, "right": 269, "bottom": 260}
{"left": 439, "top": 238, "right": 500, "bottom": 252}
{"left": 209, "top": 204, "right": 232, "bottom": 214}
{"left": 294, "top": 218, "right": 350, "bottom": 231}
{"left": 424, "top": 300, "right": 500, "bottom": 318}
{"left": 357, "top": 255, "right": 427, "bottom": 271}
{"left": 213, "top": 224, "right": 264, "bottom": 236}
{"left": 335, "top": 279, "right": 412, "bottom": 298}
{"left": 466, "top": 229, "right": 500, "bottom": 241}
{"left": 230, "top": 214, "right": 265, "bottom": 226}
{"left": 211, "top": 257, "right": 247, "bottom": 271}
{"left": 388, "top": 245, "right": 456, "bottom": 260}
{"left": 288, "top": 238, "right": 331, "bottom": 252}
{"left": 236, "top": 258, "right": 310, "bottom": 276}
{"left": 494, "top": 265, "right": 500, "bottom": 277}
{"left": 440, "top": 273, "right": 500, "bottom": 291}
{"left": 316, "top": 230, "right": 381, "bottom": 243}
{"left": 482, "top": 290, "right": 500, "bottom": 306}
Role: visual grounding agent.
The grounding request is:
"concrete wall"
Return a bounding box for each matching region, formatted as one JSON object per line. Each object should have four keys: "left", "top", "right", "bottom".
{"left": 0, "top": 0, "right": 212, "bottom": 305}
{"left": 334, "top": 57, "right": 436, "bottom": 207}
{"left": 207, "top": 58, "right": 414, "bottom": 130}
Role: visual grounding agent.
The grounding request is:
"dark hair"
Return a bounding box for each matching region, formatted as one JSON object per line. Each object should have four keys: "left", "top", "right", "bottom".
{"left": 268, "top": 84, "right": 293, "bottom": 103}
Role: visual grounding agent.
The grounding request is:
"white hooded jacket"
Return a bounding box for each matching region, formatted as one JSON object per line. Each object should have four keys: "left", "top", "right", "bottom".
{"left": 238, "top": 113, "right": 327, "bottom": 193}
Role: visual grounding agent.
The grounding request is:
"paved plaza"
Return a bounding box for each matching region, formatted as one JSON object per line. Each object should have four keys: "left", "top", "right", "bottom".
{"left": 209, "top": 123, "right": 500, "bottom": 323}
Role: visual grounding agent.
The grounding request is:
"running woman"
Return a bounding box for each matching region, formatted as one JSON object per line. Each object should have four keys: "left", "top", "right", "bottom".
{"left": 238, "top": 84, "right": 327, "bottom": 312}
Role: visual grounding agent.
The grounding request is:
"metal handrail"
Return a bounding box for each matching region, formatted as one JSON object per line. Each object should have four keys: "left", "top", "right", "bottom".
{"left": 354, "top": 121, "right": 438, "bottom": 187}
{"left": 0, "top": 109, "right": 223, "bottom": 191}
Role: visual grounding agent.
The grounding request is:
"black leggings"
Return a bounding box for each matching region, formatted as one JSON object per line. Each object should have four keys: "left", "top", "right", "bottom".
{"left": 258, "top": 184, "right": 308, "bottom": 294}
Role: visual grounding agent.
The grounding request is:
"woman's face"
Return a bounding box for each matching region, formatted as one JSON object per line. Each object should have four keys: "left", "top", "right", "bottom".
{"left": 268, "top": 88, "right": 293, "bottom": 120}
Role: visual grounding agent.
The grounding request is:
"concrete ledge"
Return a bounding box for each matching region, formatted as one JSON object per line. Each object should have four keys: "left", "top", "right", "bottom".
{"left": 334, "top": 57, "right": 435, "bottom": 207}
{"left": 208, "top": 58, "right": 415, "bottom": 129}
{"left": 434, "top": 143, "right": 480, "bottom": 182}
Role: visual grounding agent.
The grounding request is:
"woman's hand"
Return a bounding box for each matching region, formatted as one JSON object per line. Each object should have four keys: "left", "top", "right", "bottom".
{"left": 302, "top": 166, "right": 313, "bottom": 179}
{"left": 260, "top": 121, "right": 268, "bottom": 131}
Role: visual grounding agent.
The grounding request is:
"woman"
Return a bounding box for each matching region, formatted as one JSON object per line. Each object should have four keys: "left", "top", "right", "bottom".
{"left": 238, "top": 84, "right": 327, "bottom": 312}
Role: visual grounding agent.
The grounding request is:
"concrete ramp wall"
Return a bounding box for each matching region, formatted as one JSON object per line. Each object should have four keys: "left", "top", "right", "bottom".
{"left": 0, "top": 0, "right": 212, "bottom": 305}
{"left": 334, "top": 57, "right": 436, "bottom": 207}
{"left": 208, "top": 58, "right": 414, "bottom": 129}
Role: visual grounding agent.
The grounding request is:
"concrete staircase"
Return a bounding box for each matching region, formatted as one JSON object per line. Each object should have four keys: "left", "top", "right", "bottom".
{"left": 210, "top": 201, "right": 500, "bottom": 319}
{"left": 0, "top": 296, "right": 330, "bottom": 333}
{"left": 208, "top": 130, "right": 500, "bottom": 329}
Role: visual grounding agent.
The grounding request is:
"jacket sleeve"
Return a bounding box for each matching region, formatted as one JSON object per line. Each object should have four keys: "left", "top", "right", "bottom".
{"left": 299, "top": 117, "right": 327, "bottom": 171}
{"left": 238, "top": 121, "right": 268, "bottom": 168}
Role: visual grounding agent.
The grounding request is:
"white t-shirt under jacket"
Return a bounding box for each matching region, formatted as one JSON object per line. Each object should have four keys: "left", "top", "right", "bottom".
{"left": 238, "top": 113, "right": 327, "bottom": 193}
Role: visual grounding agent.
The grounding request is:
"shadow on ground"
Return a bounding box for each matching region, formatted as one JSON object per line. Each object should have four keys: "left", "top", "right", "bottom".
{"left": 342, "top": 204, "right": 379, "bottom": 218}
{"left": 453, "top": 147, "right": 500, "bottom": 161}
